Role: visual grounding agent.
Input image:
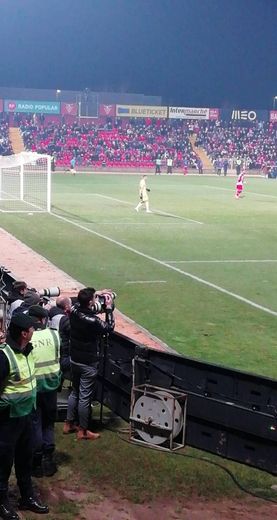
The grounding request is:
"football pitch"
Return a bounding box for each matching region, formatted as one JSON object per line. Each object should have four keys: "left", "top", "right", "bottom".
{"left": 1, "top": 173, "right": 277, "bottom": 379}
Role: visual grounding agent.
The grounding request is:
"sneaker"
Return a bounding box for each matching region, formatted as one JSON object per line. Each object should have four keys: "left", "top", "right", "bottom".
{"left": 76, "top": 428, "right": 100, "bottom": 441}
{"left": 63, "top": 421, "right": 79, "bottom": 434}
{"left": 146, "top": 210, "right": 152, "bottom": 213}
{"left": 135, "top": 207, "right": 139, "bottom": 212}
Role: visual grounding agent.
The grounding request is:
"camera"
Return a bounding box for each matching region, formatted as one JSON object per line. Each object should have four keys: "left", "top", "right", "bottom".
{"left": 38, "top": 287, "right": 60, "bottom": 298}
{"left": 93, "top": 291, "right": 116, "bottom": 313}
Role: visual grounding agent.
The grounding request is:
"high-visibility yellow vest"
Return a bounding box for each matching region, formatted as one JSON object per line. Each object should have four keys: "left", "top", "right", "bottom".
{"left": 31, "top": 328, "right": 61, "bottom": 392}
{"left": 0, "top": 343, "right": 37, "bottom": 418}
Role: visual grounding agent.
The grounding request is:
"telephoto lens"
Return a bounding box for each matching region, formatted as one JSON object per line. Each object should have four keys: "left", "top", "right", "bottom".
{"left": 92, "top": 300, "right": 103, "bottom": 313}
{"left": 39, "top": 287, "right": 60, "bottom": 298}
{"left": 93, "top": 291, "right": 116, "bottom": 313}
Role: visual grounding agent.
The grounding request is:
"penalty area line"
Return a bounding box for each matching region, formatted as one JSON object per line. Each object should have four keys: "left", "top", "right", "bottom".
{"left": 93, "top": 193, "right": 203, "bottom": 224}
{"left": 50, "top": 211, "right": 277, "bottom": 317}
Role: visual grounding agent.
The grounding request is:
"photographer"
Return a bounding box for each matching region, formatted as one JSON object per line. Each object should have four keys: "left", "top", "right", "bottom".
{"left": 7, "top": 281, "right": 28, "bottom": 317}
{"left": 12, "top": 289, "right": 41, "bottom": 316}
{"left": 64, "top": 287, "right": 115, "bottom": 440}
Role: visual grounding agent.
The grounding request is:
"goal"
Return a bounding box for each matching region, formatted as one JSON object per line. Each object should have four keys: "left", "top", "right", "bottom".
{"left": 0, "top": 152, "right": 51, "bottom": 213}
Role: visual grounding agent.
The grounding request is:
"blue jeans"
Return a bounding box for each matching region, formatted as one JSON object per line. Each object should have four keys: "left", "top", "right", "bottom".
{"left": 66, "top": 361, "right": 98, "bottom": 429}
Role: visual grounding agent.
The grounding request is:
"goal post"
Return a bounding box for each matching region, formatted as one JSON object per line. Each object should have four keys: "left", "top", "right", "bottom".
{"left": 0, "top": 152, "right": 51, "bottom": 213}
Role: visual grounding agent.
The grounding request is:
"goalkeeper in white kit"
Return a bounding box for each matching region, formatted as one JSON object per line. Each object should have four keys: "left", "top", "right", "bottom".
{"left": 135, "top": 175, "right": 151, "bottom": 213}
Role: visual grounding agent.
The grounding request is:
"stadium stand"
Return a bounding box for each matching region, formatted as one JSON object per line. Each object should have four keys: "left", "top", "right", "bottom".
{"left": 195, "top": 120, "right": 277, "bottom": 170}
{"left": 9, "top": 127, "right": 25, "bottom": 154}
{"left": 4, "top": 115, "right": 276, "bottom": 173}
{"left": 0, "top": 116, "right": 13, "bottom": 156}
{"left": 19, "top": 118, "right": 199, "bottom": 169}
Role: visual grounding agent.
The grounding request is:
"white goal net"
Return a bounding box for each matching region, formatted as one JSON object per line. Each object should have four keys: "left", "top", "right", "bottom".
{"left": 0, "top": 152, "right": 51, "bottom": 213}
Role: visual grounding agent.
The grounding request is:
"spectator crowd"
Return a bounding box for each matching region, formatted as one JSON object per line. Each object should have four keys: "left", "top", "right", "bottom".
{"left": 194, "top": 120, "right": 277, "bottom": 170}
{"left": 0, "top": 116, "right": 13, "bottom": 156}
{"left": 19, "top": 117, "right": 198, "bottom": 169}
{"left": 0, "top": 113, "right": 276, "bottom": 173}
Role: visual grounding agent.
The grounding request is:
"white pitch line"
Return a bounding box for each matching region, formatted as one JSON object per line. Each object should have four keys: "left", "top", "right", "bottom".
{"left": 126, "top": 280, "right": 167, "bottom": 284}
{"left": 152, "top": 208, "right": 203, "bottom": 224}
{"left": 51, "top": 211, "right": 277, "bottom": 317}
{"left": 91, "top": 222, "right": 189, "bottom": 226}
{"left": 167, "top": 259, "right": 277, "bottom": 264}
{"left": 94, "top": 193, "right": 203, "bottom": 225}
{"left": 201, "top": 184, "right": 277, "bottom": 199}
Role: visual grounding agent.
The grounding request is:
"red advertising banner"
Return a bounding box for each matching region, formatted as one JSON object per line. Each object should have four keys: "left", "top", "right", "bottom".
{"left": 61, "top": 103, "right": 78, "bottom": 116}
{"left": 209, "top": 108, "right": 220, "bottom": 120}
{"left": 269, "top": 111, "right": 277, "bottom": 123}
{"left": 99, "top": 104, "right": 116, "bottom": 117}
{"left": 0, "top": 99, "right": 3, "bottom": 112}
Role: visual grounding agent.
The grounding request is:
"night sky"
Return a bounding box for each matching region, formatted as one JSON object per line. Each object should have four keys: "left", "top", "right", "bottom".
{"left": 0, "top": 0, "right": 276, "bottom": 108}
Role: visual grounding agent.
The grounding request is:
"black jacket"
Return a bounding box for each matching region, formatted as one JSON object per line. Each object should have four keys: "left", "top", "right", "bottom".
{"left": 70, "top": 305, "right": 115, "bottom": 366}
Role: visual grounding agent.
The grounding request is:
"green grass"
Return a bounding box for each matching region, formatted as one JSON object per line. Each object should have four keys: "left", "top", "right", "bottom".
{"left": 58, "top": 422, "right": 276, "bottom": 500}
{"left": 1, "top": 173, "right": 277, "bottom": 378}
{"left": 19, "top": 417, "right": 277, "bottom": 520}
{"left": 2, "top": 175, "right": 277, "bottom": 516}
